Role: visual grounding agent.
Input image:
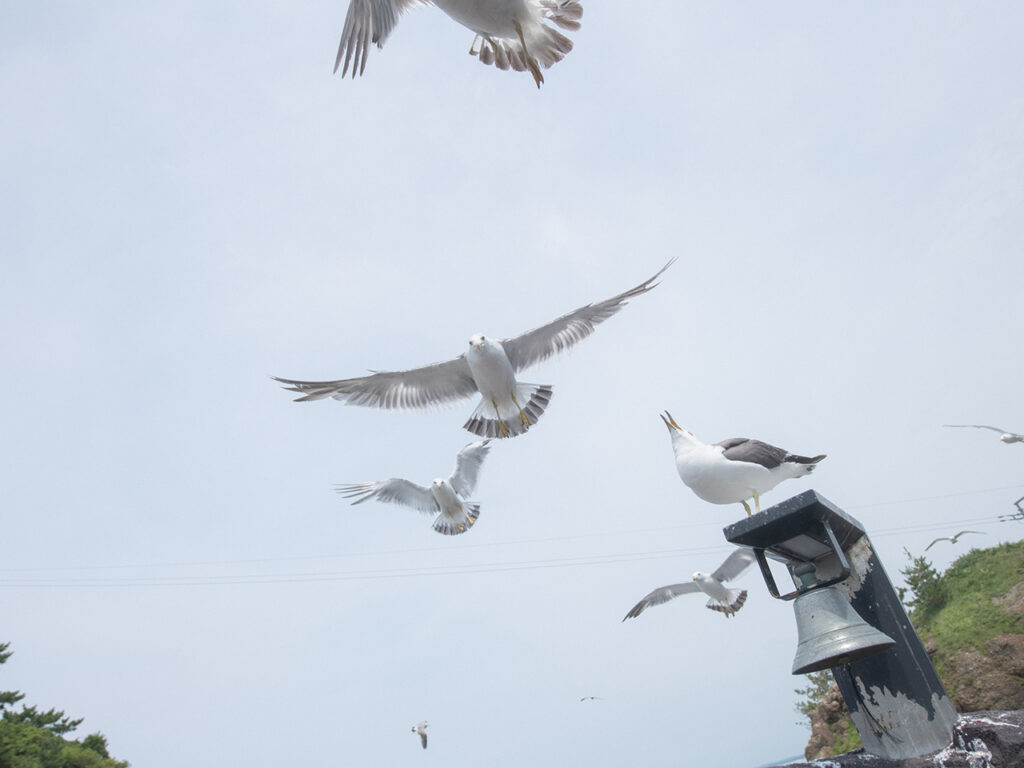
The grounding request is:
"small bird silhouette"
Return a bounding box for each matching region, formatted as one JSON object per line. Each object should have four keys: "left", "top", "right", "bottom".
{"left": 411, "top": 721, "right": 428, "bottom": 750}
{"left": 579, "top": 696, "right": 602, "bottom": 702}
{"left": 924, "top": 531, "right": 985, "bottom": 551}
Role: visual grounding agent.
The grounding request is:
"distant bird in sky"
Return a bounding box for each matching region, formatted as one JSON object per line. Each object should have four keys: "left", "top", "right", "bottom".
{"left": 275, "top": 261, "right": 673, "bottom": 439}
{"left": 943, "top": 424, "right": 1024, "bottom": 444}
{"left": 411, "top": 721, "right": 428, "bottom": 749}
{"left": 924, "top": 530, "right": 984, "bottom": 551}
{"left": 337, "top": 440, "right": 491, "bottom": 535}
{"left": 334, "top": 0, "right": 583, "bottom": 88}
{"left": 661, "top": 412, "right": 825, "bottom": 516}
{"left": 579, "top": 696, "right": 602, "bottom": 702}
{"left": 623, "top": 547, "right": 757, "bottom": 620}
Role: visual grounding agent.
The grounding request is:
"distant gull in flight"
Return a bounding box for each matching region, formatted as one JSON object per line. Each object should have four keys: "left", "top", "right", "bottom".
{"left": 334, "top": 0, "right": 583, "bottom": 88}
{"left": 275, "top": 261, "right": 673, "bottom": 439}
{"left": 661, "top": 412, "right": 826, "bottom": 516}
{"left": 623, "top": 547, "right": 757, "bottom": 620}
{"left": 924, "top": 530, "right": 984, "bottom": 551}
{"left": 579, "top": 696, "right": 602, "bottom": 702}
{"left": 943, "top": 424, "right": 1024, "bottom": 444}
{"left": 337, "top": 440, "right": 491, "bottom": 535}
{"left": 411, "top": 721, "right": 428, "bottom": 749}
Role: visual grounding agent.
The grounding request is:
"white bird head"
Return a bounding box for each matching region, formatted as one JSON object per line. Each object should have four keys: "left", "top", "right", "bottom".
{"left": 468, "top": 333, "right": 487, "bottom": 351}
{"left": 661, "top": 411, "right": 701, "bottom": 450}
{"left": 692, "top": 571, "right": 710, "bottom": 583}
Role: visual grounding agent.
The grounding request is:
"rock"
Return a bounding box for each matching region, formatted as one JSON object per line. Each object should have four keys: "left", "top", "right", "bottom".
{"left": 943, "top": 640, "right": 1024, "bottom": 711}
{"left": 780, "top": 710, "right": 1024, "bottom": 767}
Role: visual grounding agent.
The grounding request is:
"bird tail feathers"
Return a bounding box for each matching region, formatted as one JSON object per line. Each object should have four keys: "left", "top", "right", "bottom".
{"left": 463, "top": 384, "right": 552, "bottom": 439}
{"left": 433, "top": 503, "right": 480, "bottom": 536}
{"left": 707, "top": 589, "right": 747, "bottom": 617}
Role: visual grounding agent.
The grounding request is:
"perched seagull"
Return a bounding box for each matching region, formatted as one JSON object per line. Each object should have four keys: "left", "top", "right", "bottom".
{"left": 943, "top": 424, "right": 1024, "bottom": 444}
{"left": 275, "top": 261, "right": 673, "bottom": 439}
{"left": 623, "top": 547, "right": 757, "bottom": 621}
{"left": 334, "top": 0, "right": 583, "bottom": 88}
{"left": 412, "top": 721, "right": 428, "bottom": 749}
{"left": 337, "top": 440, "right": 491, "bottom": 535}
{"left": 924, "top": 530, "right": 985, "bottom": 551}
{"left": 661, "top": 412, "right": 826, "bottom": 516}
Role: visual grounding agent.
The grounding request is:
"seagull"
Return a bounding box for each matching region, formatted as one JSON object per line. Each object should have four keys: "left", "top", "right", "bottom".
{"left": 337, "top": 440, "right": 491, "bottom": 535}
{"left": 943, "top": 424, "right": 1024, "bottom": 444}
{"left": 661, "top": 412, "right": 826, "bottom": 516}
{"left": 579, "top": 696, "right": 602, "bottom": 702}
{"left": 412, "top": 721, "right": 428, "bottom": 749}
{"left": 334, "top": 0, "right": 583, "bottom": 88}
{"left": 275, "top": 261, "right": 673, "bottom": 439}
{"left": 623, "top": 547, "right": 757, "bottom": 620}
{"left": 924, "top": 530, "right": 985, "bottom": 551}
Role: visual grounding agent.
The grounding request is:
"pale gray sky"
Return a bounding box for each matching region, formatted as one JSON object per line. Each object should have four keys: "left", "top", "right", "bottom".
{"left": 1, "top": 2, "right": 1023, "bottom": 767}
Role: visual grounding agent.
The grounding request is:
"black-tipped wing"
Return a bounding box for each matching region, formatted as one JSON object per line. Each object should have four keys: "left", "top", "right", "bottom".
{"left": 273, "top": 355, "right": 477, "bottom": 409}
{"left": 448, "top": 440, "right": 491, "bottom": 498}
{"left": 334, "top": 0, "right": 427, "bottom": 77}
{"left": 500, "top": 260, "right": 674, "bottom": 373}
{"left": 711, "top": 547, "right": 756, "bottom": 583}
{"left": 622, "top": 581, "right": 700, "bottom": 621}
{"left": 336, "top": 478, "right": 437, "bottom": 514}
{"left": 716, "top": 438, "right": 789, "bottom": 469}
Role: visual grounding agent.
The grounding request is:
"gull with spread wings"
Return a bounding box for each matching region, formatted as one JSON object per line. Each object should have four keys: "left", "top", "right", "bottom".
{"left": 623, "top": 547, "right": 757, "bottom": 620}
{"left": 334, "top": 0, "right": 583, "bottom": 88}
{"left": 337, "top": 440, "right": 491, "bottom": 535}
{"left": 275, "top": 261, "right": 673, "bottom": 439}
{"left": 944, "top": 424, "right": 1023, "bottom": 444}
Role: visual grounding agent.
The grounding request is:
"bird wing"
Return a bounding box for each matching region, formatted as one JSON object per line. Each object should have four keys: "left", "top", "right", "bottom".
{"left": 448, "top": 440, "right": 492, "bottom": 498}
{"left": 711, "top": 547, "right": 757, "bottom": 583}
{"left": 954, "top": 530, "right": 984, "bottom": 538}
{"left": 943, "top": 424, "right": 1011, "bottom": 434}
{"left": 622, "top": 582, "right": 700, "bottom": 621}
{"left": 716, "top": 438, "right": 789, "bottom": 469}
{"left": 334, "top": 0, "right": 428, "bottom": 76}
{"left": 273, "top": 355, "right": 477, "bottom": 409}
{"left": 335, "top": 479, "right": 437, "bottom": 514}
{"left": 924, "top": 537, "right": 950, "bottom": 551}
{"left": 499, "top": 260, "right": 674, "bottom": 373}
{"left": 420, "top": 731, "right": 427, "bottom": 749}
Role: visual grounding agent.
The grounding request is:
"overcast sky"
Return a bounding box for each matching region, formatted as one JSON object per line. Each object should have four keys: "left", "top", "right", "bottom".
{"left": 2, "top": 2, "right": 1023, "bottom": 767}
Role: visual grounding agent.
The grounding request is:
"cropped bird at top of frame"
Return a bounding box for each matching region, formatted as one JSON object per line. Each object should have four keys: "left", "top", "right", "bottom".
{"left": 334, "top": 0, "right": 583, "bottom": 88}
{"left": 275, "top": 260, "right": 674, "bottom": 439}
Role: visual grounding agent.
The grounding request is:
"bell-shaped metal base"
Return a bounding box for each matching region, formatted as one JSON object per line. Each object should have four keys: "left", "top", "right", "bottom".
{"left": 792, "top": 585, "right": 896, "bottom": 675}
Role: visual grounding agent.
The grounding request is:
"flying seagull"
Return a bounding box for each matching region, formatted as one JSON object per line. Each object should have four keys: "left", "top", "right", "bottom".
{"left": 579, "top": 696, "right": 602, "bottom": 702}
{"left": 275, "top": 260, "right": 673, "bottom": 439}
{"left": 337, "top": 440, "right": 491, "bottom": 535}
{"left": 623, "top": 547, "right": 757, "bottom": 620}
{"left": 661, "top": 412, "right": 825, "bottom": 516}
{"left": 924, "top": 530, "right": 984, "bottom": 551}
{"left": 411, "top": 721, "right": 428, "bottom": 749}
{"left": 943, "top": 424, "right": 1024, "bottom": 444}
{"left": 334, "top": 0, "right": 583, "bottom": 88}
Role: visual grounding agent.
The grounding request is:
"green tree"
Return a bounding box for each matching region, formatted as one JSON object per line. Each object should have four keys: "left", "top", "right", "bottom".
{"left": 0, "top": 643, "right": 129, "bottom": 768}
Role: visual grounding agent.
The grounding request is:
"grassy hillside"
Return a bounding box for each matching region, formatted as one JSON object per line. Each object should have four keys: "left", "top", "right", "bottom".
{"left": 799, "top": 539, "right": 1024, "bottom": 759}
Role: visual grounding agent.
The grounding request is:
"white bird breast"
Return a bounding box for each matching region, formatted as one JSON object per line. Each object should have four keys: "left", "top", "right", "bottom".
{"left": 435, "top": 0, "right": 528, "bottom": 37}
{"left": 675, "top": 448, "right": 772, "bottom": 504}
{"left": 430, "top": 479, "right": 463, "bottom": 516}
{"left": 694, "top": 573, "right": 732, "bottom": 603}
{"left": 465, "top": 337, "right": 517, "bottom": 400}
